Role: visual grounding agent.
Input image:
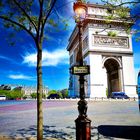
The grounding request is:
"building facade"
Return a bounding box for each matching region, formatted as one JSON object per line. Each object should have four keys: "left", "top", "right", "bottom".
{"left": 67, "top": 3, "right": 137, "bottom": 98}
{"left": 0, "top": 84, "right": 49, "bottom": 98}
{"left": 22, "top": 85, "right": 49, "bottom": 97}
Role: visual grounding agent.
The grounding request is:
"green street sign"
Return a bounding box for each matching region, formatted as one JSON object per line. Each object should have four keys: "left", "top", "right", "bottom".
{"left": 71, "top": 65, "right": 90, "bottom": 75}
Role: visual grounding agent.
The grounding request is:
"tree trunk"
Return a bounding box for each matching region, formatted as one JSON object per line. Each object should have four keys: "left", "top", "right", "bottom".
{"left": 37, "top": 44, "right": 43, "bottom": 140}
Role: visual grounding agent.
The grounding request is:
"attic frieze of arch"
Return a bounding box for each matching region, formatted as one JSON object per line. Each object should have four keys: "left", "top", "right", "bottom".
{"left": 93, "top": 35, "right": 128, "bottom": 48}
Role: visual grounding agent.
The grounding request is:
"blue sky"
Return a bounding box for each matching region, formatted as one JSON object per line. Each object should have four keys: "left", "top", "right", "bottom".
{"left": 0, "top": 0, "right": 75, "bottom": 90}
{"left": 0, "top": 0, "right": 140, "bottom": 90}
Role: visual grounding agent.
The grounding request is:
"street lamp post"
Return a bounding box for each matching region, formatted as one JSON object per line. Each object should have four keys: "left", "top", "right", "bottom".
{"left": 73, "top": 1, "right": 91, "bottom": 140}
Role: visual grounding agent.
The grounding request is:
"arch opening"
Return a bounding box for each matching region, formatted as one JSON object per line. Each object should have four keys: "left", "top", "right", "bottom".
{"left": 104, "top": 58, "right": 122, "bottom": 98}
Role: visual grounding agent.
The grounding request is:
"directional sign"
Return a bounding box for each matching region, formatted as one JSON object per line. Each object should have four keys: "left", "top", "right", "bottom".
{"left": 71, "top": 65, "right": 90, "bottom": 75}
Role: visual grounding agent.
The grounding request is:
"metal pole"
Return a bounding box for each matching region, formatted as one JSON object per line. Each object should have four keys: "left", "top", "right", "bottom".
{"left": 75, "top": 21, "right": 91, "bottom": 140}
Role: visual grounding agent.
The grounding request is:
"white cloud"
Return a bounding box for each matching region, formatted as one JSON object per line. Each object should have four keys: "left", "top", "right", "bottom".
{"left": 0, "top": 55, "right": 16, "bottom": 63}
{"left": 23, "top": 53, "right": 37, "bottom": 66}
{"left": 8, "top": 74, "right": 33, "bottom": 80}
{"left": 22, "top": 49, "right": 69, "bottom": 67}
{"left": 0, "top": 55, "right": 22, "bottom": 65}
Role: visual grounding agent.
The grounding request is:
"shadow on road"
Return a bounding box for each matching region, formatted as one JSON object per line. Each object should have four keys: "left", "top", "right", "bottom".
{"left": 9, "top": 125, "right": 74, "bottom": 139}
{"left": 98, "top": 125, "right": 140, "bottom": 140}
{"left": 8, "top": 125, "right": 140, "bottom": 139}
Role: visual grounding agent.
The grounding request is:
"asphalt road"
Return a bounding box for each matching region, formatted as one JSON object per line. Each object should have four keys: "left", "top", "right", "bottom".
{"left": 0, "top": 100, "right": 140, "bottom": 140}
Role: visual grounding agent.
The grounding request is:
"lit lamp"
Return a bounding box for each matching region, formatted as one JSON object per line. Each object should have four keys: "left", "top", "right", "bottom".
{"left": 74, "top": 2, "right": 87, "bottom": 23}
{"left": 73, "top": 1, "right": 91, "bottom": 140}
{"left": 73, "top": 1, "right": 87, "bottom": 65}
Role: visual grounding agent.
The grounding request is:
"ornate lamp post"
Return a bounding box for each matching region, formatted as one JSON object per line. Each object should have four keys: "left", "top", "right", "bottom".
{"left": 73, "top": 1, "right": 91, "bottom": 140}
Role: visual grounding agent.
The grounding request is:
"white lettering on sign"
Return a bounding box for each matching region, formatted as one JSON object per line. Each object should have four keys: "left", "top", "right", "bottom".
{"left": 72, "top": 66, "right": 90, "bottom": 75}
{"left": 74, "top": 67, "right": 88, "bottom": 74}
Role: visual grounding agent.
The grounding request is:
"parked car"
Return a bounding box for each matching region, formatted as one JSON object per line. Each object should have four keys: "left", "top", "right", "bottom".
{"left": 111, "top": 92, "right": 130, "bottom": 99}
{"left": 47, "top": 94, "right": 60, "bottom": 99}
{"left": 0, "top": 95, "right": 6, "bottom": 100}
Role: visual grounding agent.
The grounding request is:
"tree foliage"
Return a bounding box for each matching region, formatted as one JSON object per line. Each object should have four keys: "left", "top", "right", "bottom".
{"left": 31, "top": 92, "right": 37, "bottom": 99}
{"left": 0, "top": 90, "right": 9, "bottom": 95}
{"left": 30, "top": 92, "right": 46, "bottom": 99}
{"left": 60, "top": 89, "right": 69, "bottom": 98}
{"left": 101, "top": 0, "right": 140, "bottom": 40}
{"left": 0, "top": 89, "right": 23, "bottom": 99}
{"left": 47, "top": 89, "right": 69, "bottom": 99}
{"left": 107, "top": 31, "right": 117, "bottom": 37}
{"left": 0, "top": 0, "right": 68, "bottom": 139}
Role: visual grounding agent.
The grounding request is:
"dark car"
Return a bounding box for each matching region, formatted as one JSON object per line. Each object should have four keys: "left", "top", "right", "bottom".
{"left": 47, "top": 94, "right": 59, "bottom": 99}
{"left": 111, "top": 92, "right": 130, "bottom": 99}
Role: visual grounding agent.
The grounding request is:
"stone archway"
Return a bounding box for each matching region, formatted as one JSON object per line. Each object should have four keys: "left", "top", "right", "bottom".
{"left": 104, "top": 58, "right": 123, "bottom": 98}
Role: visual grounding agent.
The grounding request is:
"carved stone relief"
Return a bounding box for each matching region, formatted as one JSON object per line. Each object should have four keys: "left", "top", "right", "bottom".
{"left": 94, "top": 35, "right": 128, "bottom": 48}
{"left": 88, "top": 7, "right": 107, "bottom": 16}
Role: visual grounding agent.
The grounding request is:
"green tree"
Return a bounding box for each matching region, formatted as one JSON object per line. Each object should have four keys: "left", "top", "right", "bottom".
{"left": 0, "top": 90, "right": 9, "bottom": 97}
{"left": 23, "top": 95, "right": 27, "bottom": 99}
{"left": 57, "top": 91, "right": 63, "bottom": 98}
{"left": 9, "top": 89, "right": 24, "bottom": 99}
{"left": 48, "top": 90, "right": 57, "bottom": 94}
{"left": 0, "top": 1, "right": 68, "bottom": 139}
{"left": 31, "top": 93, "right": 37, "bottom": 99}
{"left": 47, "top": 90, "right": 63, "bottom": 98}
{"left": 101, "top": 0, "right": 140, "bottom": 39}
{"left": 0, "top": 89, "right": 24, "bottom": 99}
{"left": 60, "top": 89, "right": 69, "bottom": 98}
